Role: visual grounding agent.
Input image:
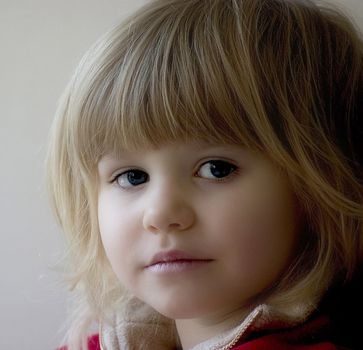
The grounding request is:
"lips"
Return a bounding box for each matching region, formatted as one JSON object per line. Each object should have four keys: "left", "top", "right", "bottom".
{"left": 146, "top": 249, "right": 213, "bottom": 267}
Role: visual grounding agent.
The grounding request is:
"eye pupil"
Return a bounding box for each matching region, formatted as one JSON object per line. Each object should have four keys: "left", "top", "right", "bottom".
{"left": 209, "top": 161, "right": 235, "bottom": 178}
{"left": 127, "top": 171, "right": 148, "bottom": 186}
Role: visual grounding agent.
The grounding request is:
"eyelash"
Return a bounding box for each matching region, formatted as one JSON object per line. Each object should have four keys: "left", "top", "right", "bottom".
{"left": 110, "top": 160, "right": 239, "bottom": 189}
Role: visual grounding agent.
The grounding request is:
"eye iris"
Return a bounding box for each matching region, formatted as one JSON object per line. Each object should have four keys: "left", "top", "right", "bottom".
{"left": 127, "top": 171, "right": 147, "bottom": 186}
{"left": 210, "top": 161, "right": 235, "bottom": 178}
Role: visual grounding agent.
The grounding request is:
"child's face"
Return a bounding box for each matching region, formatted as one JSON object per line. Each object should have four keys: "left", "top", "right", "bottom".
{"left": 97, "top": 141, "right": 300, "bottom": 320}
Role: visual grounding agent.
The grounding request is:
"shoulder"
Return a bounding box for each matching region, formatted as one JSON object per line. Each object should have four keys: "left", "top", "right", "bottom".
{"left": 231, "top": 314, "right": 350, "bottom": 350}
{"left": 232, "top": 272, "right": 363, "bottom": 350}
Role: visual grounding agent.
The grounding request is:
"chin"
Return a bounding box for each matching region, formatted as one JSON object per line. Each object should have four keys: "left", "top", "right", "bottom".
{"left": 147, "top": 296, "right": 216, "bottom": 320}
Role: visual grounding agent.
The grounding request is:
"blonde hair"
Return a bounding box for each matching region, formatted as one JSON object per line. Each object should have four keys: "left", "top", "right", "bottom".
{"left": 46, "top": 0, "right": 363, "bottom": 348}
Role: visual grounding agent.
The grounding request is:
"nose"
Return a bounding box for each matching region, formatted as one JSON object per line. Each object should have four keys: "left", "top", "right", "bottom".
{"left": 142, "top": 186, "right": 195, "bottom": 234}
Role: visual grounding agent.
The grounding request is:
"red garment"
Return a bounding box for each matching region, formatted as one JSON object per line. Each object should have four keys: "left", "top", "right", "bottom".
{"left": 57, "top": 334, "right": 100, "bottom": 350}
{"left": 233, "top": 315, "right": 338, "bottom": 349}
{"left": 86, "top": 335, "right": 101, "bottom": 350}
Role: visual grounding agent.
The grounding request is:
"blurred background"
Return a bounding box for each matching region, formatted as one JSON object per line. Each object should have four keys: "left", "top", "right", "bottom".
{"left": 0, "top": 0, "right": 362, "bottom": 349}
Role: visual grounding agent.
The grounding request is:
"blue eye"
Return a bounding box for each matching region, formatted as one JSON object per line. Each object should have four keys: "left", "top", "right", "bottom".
{"left": 115, "top": 170, "right": 149, "bottom": 188}
{"left": 198, "top": 160, "right": 237, "bottom": 180}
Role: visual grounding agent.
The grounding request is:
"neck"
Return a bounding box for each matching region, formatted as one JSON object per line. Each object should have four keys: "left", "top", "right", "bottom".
{"left": 175, "top": 306, "right": 252, "bottom": 350}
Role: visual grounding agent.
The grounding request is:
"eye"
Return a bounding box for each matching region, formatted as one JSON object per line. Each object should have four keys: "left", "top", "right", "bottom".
{"left": 114, "top": 170, "right": 149, "bottom": 189}
{"left": 197, "top": 160, "right": 237, "bottom": 180}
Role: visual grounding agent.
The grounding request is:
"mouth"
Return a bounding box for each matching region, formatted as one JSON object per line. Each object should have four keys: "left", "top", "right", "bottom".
{"left": 145, "top": 249, "right": 214, "bottom": 274}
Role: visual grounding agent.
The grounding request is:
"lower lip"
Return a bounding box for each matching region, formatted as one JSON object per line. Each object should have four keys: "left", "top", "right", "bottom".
{"left": 146, "top": 260, "right": 213, "bottom": 274}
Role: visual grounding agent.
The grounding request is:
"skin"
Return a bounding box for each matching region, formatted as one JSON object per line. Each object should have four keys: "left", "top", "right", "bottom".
{"left": 97, "top": 140, "right": 300, "bottom": 349}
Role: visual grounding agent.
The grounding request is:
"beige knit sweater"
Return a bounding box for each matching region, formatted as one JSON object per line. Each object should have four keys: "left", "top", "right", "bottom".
{"left": 99, "top": 297, "right": 315, "bottom": 350}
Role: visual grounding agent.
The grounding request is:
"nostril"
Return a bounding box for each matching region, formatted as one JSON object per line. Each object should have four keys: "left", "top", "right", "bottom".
{"left": 148, "top": 222, "right": 181, "bottom": 233}
{"left": 169, "top": 223, "right": 181, "bottom": 229}
{"left": 148, "top": 224, "right": 158, "bottom": 232}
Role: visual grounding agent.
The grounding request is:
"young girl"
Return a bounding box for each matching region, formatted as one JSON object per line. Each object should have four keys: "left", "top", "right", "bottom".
{"left": 47, "top": 0, "right": 363, "bottom": 349}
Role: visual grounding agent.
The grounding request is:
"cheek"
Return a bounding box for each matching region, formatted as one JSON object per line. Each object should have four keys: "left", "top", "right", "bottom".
{"left": 209, "top": 185, "right": 298, "bottom": 284}
{"left": 98, "top": 193, "right": 123, "bottom": 250}
{"left": 97, "top": 192, "right": 139, "bottom": 282}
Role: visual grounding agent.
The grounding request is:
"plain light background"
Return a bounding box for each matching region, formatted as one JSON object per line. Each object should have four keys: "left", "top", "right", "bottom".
{"left": 0, "top": 1, "right": 362, "bottom": 349}
{"left": 0, "top": 1, "right": 147, "bottom": 349}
